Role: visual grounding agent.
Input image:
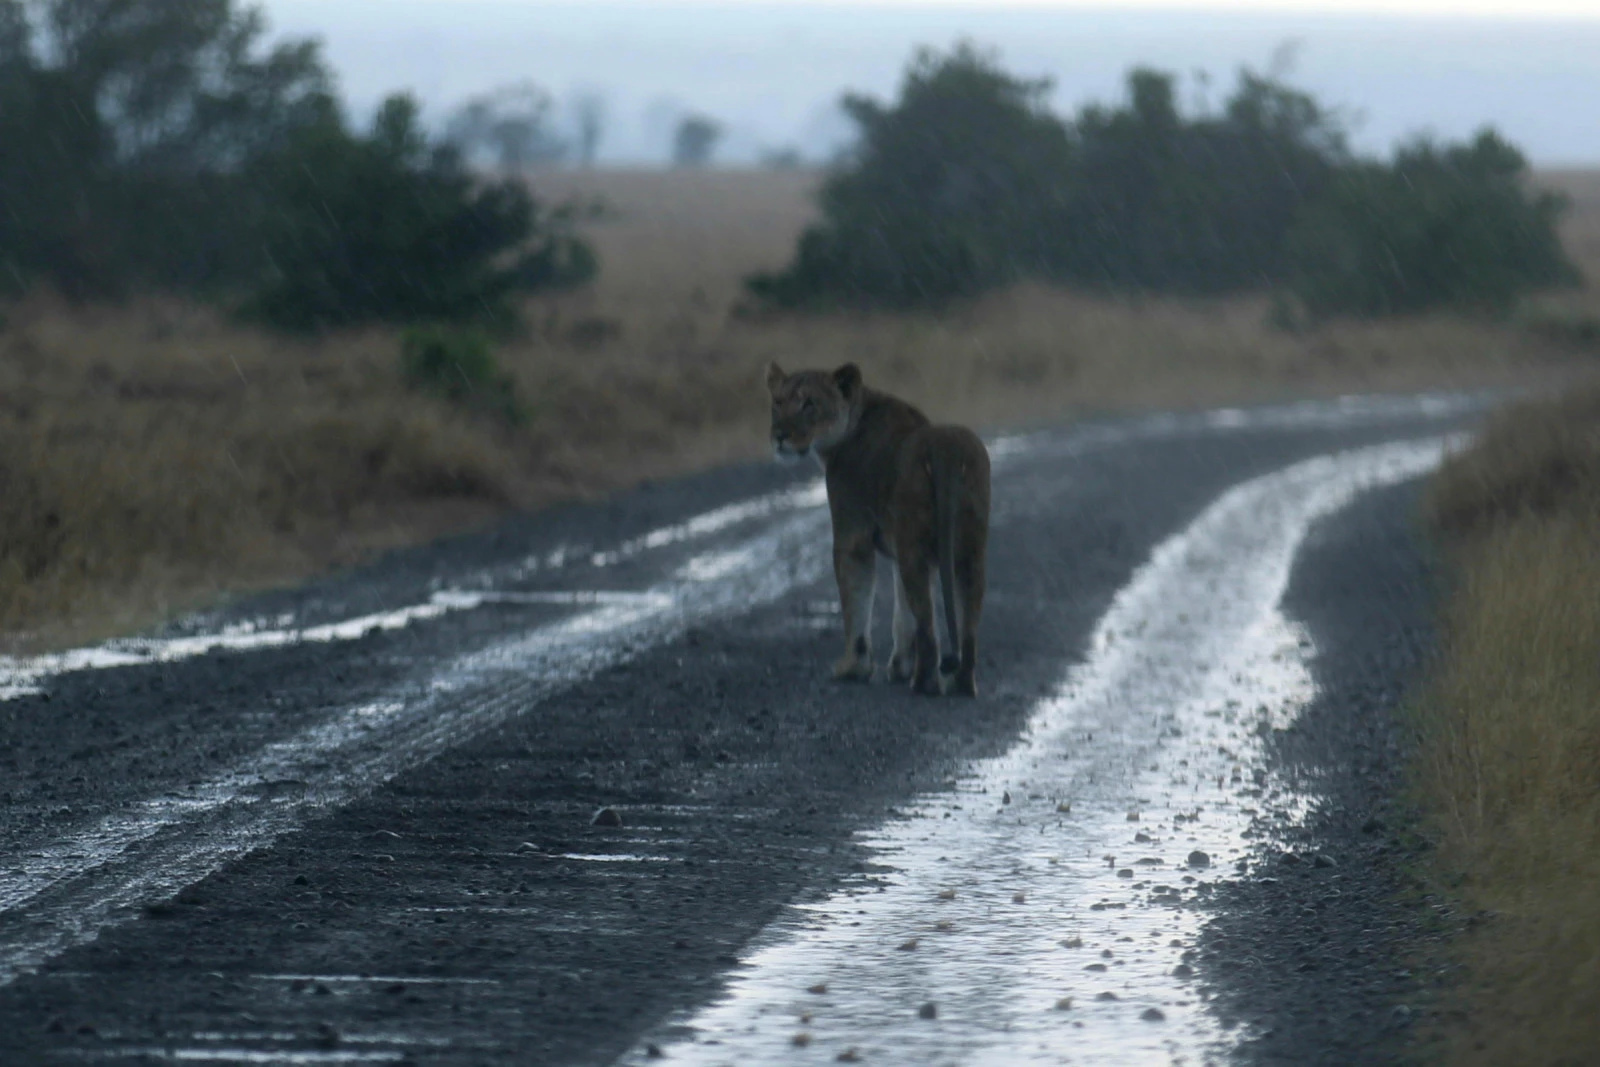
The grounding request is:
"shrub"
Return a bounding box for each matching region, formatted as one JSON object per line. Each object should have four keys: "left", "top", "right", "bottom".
{"left": 1058, "top": 70, "right": 1343, "bottom": 293}
{"left": 748, "top": 46, "right": 1346, "bottom": 309}
{"left": 399, "top": 325, "right": 522, "bottom": 424}
{"left": 0, "top": 1, "right": 596, "bottom": 327}
{"left": 1286, "top": 131, "right": 1579, "bottom": 318}
{"left": 246, "top": 95, "right": 595, "bottom": 330}
{"left": 752, "top": 45, "right": 1574, "bottom": 320}
{"left": 748, "top": 43, "right": 1074, "bottom": 309}
{"left": 0, "top": 0, "right": 333, "bottom": 297}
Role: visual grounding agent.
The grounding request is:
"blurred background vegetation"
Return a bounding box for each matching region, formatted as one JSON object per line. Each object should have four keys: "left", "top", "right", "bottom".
{"left": 749, "top": 43, "right": 1579, "bottom": 318}
{"left": 0, "top": 0, "right": 1596, "bottom": 653}
{"left": 0, "top": 0, "right": 592, "bottom": 327}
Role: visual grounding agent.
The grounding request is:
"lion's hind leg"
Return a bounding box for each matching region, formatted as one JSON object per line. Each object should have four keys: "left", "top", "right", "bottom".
{"left": 949, "top": 547, "right": 986, "bottom": 698}
{"left": 895, "top": 552, "right": 940, "bottom": 696}
{"left": 888, "top": 567, "right": 917, "bottom": 684}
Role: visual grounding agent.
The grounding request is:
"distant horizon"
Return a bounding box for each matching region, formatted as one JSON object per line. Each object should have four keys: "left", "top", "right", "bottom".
{"left": 368, "top": 0, "right": 1600, "bottom": 17}
{"left": 262, "top": 1, "right": 1600, "bottom": 166}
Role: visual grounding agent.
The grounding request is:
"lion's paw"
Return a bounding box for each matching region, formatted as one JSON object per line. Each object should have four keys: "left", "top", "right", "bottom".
{"left": 832, "top": 654, "right": 874, "bottom": 682}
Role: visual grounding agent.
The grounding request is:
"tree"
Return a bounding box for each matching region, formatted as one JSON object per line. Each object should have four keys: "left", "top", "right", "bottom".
{"left": 0, "top": 0, "right": 331, "bottom": 295}
{"left": 672, "top": 114, "right": 722, "bottom": 167}
{"left": 747, "top": 44, "right": 1352, "bottom": 308}
{"left": 760, "top": 146, "right": 804, "bottom": 170}
{"left": 248, "top": 94, "right": 595, "bottom": 330}
{"left": 0, "top": 1, "right": 599, "bottom": 326}
{"left": 570, "top": 90, "right": 606, "bottom": 167}
{"left": 1058, "top": 67, "right": 1346, "bottom": 292}
{"left": 1286, "top": 130, "right": 1578, "bottom": 317}
{"left": 445, "top": 82, "right": 568, "bottom": 171}
{"left": 747, "top": 43, "right": 1075, "bottom": 308}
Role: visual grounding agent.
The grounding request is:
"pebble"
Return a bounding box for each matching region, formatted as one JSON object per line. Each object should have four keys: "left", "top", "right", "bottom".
{"left": 937, "top": 889, "right": 957, "bottom": 901}
{"left": 1095, "top": 992, "right": 1118, "bottom": 1002}
{"left": 792, "top": 1032, "right": 812, "bottom": 1047}
{"left": 836, "top": 1049, "right": 862, "bottom": 1063}
{"left": 1141, "top": 1008, "right": 1166, "bottom": 1022}
{"left": 807, "top": 983, "right": 828, "bottom": 995}
{"left": 1012, "top": 892, "right": 1027, "bottom": 904}
{"left": 591, "top": 808, "right": 623, "bottom": 827}
{"left": 918, "top": 1002, "right": 938, "bottom": 1020}
{"left": 1061, "top": 937, "right": 1083, "bottom": 948}
{"left": 1054, "top": 997, "right": 1074, "bottom": 1011}
{"left": 1186, "top": 850, "right": 1211, "bottom": 868}
{"left": 897, "top": 938, "right": 919, "bottom": 952}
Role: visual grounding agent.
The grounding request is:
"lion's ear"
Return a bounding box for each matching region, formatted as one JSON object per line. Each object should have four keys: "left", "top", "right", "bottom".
{"left": 832, "top": 363, "right": 862, "bottom": 398}
{"left": 765, "top": 362, "right": 786, "bottom": 394}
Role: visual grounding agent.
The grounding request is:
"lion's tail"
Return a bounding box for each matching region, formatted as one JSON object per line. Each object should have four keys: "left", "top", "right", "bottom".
{"left": 935, "top": 450, "right": 963, "bottom": 679}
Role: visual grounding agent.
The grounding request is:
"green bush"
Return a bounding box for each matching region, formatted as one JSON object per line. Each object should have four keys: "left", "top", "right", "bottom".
{"left": 0, "top": 0, "right": 334, "bottom": 297}
{"left": 1286, "top": 131, "right": 1579, "bottom": 318}
{"left": 0, "top": 0, "right": 596, "bottom": 327}
{"left": 748, "top": 44, "right": 1074, "bottom": 309}
{"left": 247, "top": 95, "right": 594, "bottom": 330}
{"left": 751, "top": 44, "right": 1574, "bottom": 320}
{"left": 1058, "top": 70, "right": 1343, "bottom": 293}
{"left": 400, "top": 326, "right": 522, "bottom": 424}
{"left": 748, "top": 45, "right": 1345, "bottom": 309}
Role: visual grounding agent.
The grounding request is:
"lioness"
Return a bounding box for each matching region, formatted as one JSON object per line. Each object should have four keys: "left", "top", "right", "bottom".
{"left": 766, "top": 362, "right": 990, "bottom": 697}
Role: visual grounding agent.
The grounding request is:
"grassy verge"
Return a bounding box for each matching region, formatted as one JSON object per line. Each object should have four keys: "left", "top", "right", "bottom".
{"left": 1412, "top": 386, "right": 1600, "bottom": 1062}
{"left": 2, "top": 168, "right": 1597, "bottom": 652}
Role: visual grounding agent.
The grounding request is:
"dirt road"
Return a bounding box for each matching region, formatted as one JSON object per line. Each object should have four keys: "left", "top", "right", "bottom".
{"left": 0, "top": 393, "right": 1486, "bottom": 1065}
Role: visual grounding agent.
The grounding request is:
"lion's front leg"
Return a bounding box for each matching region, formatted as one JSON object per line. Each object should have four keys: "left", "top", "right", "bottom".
{"left": 831, "top": 533, "right": 877, "bottom": 682}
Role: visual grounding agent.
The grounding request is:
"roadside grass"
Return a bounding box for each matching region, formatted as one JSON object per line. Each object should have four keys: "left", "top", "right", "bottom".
{"left": 1, "top": 168, "right": 1596, "bottom": 650}
{"left": 1412, "top": 386, "right": 1600, "bottom": 1063}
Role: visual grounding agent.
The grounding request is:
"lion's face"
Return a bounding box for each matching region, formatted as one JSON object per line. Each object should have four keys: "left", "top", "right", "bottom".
{"left": 766, "top": 363, "right": 856, "bottom": 461}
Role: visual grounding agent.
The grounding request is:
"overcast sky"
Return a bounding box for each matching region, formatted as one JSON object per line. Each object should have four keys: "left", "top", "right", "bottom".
{"left": 260, "top": 1, "right": 1600, "bottom": 166}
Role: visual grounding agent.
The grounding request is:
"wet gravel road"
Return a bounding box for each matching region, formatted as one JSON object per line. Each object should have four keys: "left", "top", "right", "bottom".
{"left": 0, "top": 395, "right": 1487, "bottom": 1065}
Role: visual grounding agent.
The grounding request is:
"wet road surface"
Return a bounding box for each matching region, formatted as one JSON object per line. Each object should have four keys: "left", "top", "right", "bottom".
{"left": 0, "top": 395, "right": 1487, "bottom": 1065}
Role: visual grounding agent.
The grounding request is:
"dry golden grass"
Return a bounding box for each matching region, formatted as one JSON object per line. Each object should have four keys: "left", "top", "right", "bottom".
{"left": 1542, "top": 169, "right": 1600, "bottom": 291}
{"left": 1414, "top": 387, "right": 1600, "bottom": 1064}
{"left": 2, "top": 167, "right": 1597, "bottom": 649}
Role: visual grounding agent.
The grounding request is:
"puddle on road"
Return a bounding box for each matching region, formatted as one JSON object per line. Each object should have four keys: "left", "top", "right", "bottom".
{"left": 627, "top": 437, "right": 1457, "bottom": 1067}
{"left": 592, "top": 483, "right": 827, "bottom": 568}
{"left": 0, "top": 590, "right": 668, "bottom": 702}
{"left": 62, "top": 1050, "right": 411, "bottom": 1064}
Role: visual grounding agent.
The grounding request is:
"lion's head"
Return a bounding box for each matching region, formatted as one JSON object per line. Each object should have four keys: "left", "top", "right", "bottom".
{"left": 765, "top": 362, "right": 861, "bottom": 462}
